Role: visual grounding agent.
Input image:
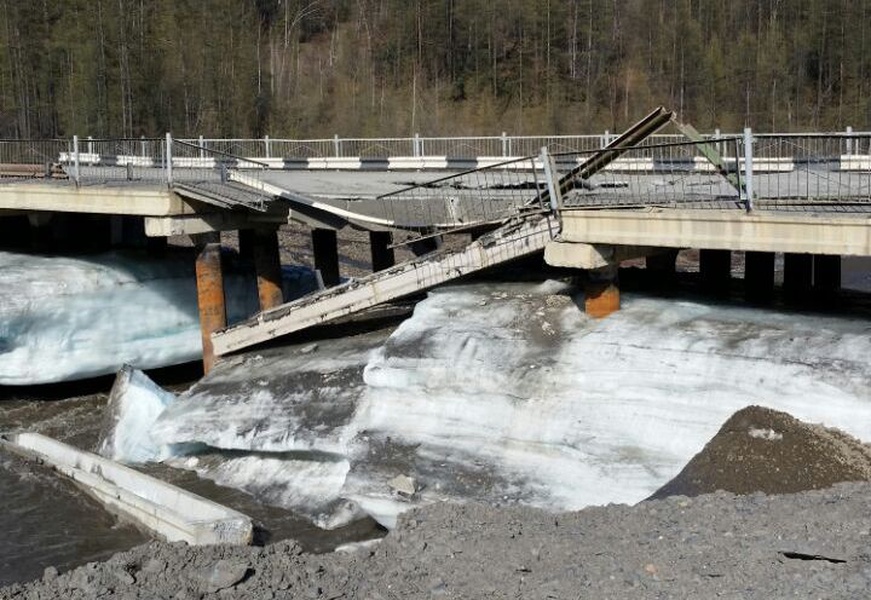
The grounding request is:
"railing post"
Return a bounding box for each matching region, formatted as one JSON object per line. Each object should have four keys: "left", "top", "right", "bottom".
{"left": 264, "top": 135, "right": 271, "bottom": 159}
{"left": 87, "top": 135, "right": 94, "bottom": 156}
{"left": 413, "top": 133, "right": 420, "bottom": 157}
{"left": 742, "top": 127, "right": 754, "bottom": 212}
{"left": 198, "top": 135, "right": 205, "bottom": 159}
{"left": 602, "top": 130, "right": 610, "bottom": 148}
{"left": 165, "top": 132, "right": 173, "bottom": 187}
{"left": 333, "top": 134, "right": 341, "bottom": 158}
{"left": 540, "top": 146, "right": 562, "bottom": 215}
{"left": 502, "top": 132, "right": 508, "bottom": 157}
{"left": 72, "top": 135, "right": 80, "bottom": 185}
{"left": 846, "top": 126, "right": 853, "bottom": 156}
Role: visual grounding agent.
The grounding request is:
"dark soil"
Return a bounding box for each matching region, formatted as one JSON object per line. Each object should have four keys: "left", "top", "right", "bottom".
{"left": 650, "top": 405, "right": 871, "bottom": 499}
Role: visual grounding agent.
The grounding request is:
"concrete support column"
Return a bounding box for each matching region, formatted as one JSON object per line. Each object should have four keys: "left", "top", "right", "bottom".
{"left": 237, "top": 228, "right": 256, "bottom": 263}
{"left": 645, "top": 248, "right": 678, "bottom": 287}
{"left": 110, "top": 216, "right": 147, "bottom": 248}
{"left": 28, "top": 213, "right": 54, "bottom": 252}
{"left": 699, "top": 249, "right": 731, "bottom": 296}
{"left": 783, "top": 253, "right": 813, "bottom": 304}
{"left": 744, "top": 251, "right": 775, "bottom": 304}
{"left": 195, "top": 242, "right": 227, "bottom": 375}
{"left": 369, "top": 230, "right": 395, "bottom": 272}
{"left": 312, "top": 228, "right": 340, "bottom": 287}
{"left": 585, "top": 265, "right": 620, "bottom": 318}
{"left": 252, "top": 228, "right": 284, "bottom": 310}
{"left": 813, "top": 254, "right": 841, "bottom": 301}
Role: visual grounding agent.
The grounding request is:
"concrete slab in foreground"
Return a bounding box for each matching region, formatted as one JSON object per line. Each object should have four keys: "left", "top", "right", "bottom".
{"left": 1, "top": 432, "right": 252, "bottom": 546}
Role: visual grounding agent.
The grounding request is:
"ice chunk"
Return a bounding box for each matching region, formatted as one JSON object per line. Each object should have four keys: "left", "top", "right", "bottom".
{"left": 99, "top": 366, "right": 178, "bottom": 463}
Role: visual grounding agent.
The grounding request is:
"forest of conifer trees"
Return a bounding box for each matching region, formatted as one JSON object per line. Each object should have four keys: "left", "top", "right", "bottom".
{"left": 2, "top": 0, "right": 870, "bottom": 139}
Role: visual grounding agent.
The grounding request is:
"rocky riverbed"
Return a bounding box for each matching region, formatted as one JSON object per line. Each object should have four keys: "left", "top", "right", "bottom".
{"left": 6, "top": 405, "right": 871, "bottom": 599}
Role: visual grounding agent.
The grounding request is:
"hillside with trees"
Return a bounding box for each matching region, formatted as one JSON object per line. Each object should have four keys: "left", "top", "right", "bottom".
{"left": 1, "top": 0, "right": 869, "bottom": 138}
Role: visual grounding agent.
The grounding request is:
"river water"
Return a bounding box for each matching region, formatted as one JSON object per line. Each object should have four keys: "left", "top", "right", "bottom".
{"left": 2, "top": 258, "right": 871, "bottom": 587}
{"left": 0, "top": 367, "right": 386, "bottom": 586}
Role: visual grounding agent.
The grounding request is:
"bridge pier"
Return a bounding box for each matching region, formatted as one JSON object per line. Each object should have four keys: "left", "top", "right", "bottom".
{"left": 645, "top": 249, "right": 678, "bottom": 287}
{"left": 194, "top": 239, "right": 227, "bottom": 375}
{"left": 252, "top": 228, "right": 284, "bottom": 310}
{"left": 744, "top": 251, "right": 775, "bottom": 305}
{"left": 110, "top": 216, "right": 146, "bottom": 248}
{"left": 369, "top": 230, "right": 395, "bottom": 272}
{"left": 783, "top": 253, "right": 813, "bottom": 305}
{"left": 240, "top": 227, "right": 284, "bottom": 310}
{"left": 813, "top": 254, "right": 841, "bottom": 301}
{"left": 312, "top": 228, "right": 340, "bottom": 287}
{"left": 699, "top": 249, "right": 731, "bottom": 297}
{"left": 585, "top": 264, "right": 620, "bottom": 319}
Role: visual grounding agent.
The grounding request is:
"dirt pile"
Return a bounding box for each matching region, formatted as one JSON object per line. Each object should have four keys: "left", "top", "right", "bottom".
{"left": 650, "top": 405, "right": 871, "bottom": 499}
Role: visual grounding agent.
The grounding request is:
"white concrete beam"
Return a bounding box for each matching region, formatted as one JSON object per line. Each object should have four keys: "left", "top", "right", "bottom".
{"left": 0, "top": 184, "right": 196, "bottom": 216}
{"left": 559, "top": 209, "right": 871, "bottom": 257}
{"left": 3, "top": 432, "right": 252, "bottom": 545}
{"left": 144, "top": 210, "right": 289, "bottom": 237}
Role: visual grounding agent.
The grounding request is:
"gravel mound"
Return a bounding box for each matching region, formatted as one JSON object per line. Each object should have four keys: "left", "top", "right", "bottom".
{"left": 650, "top": 405, "right": 871, "bottom": 499}
{"left": 6, "top": 406, "right": 871, "bottom": 599}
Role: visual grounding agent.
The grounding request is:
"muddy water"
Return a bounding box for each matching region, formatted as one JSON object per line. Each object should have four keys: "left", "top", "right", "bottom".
{"left": 0, "top": 367, "right": 385, "bottom": 585}
{"left": 0, "top": 453, "right": 148, "bottom": 586}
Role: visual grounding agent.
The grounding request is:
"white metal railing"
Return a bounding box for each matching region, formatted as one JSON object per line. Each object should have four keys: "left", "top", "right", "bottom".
{"left": 5, "top": 131, "right": 871, "bottom": 213}
{"left": 178, "top": 128, "right": 871, "bottom": 160}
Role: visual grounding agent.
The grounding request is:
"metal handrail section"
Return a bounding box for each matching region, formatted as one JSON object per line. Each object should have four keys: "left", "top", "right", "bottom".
{"left": 178, "top": 129, "right": 871, "bottom": 159}
{"left": 4, "top": 131, "right": 871, "bottom": 214}
{"left": 6, "top": 135, "right": 271, "bottom": 194}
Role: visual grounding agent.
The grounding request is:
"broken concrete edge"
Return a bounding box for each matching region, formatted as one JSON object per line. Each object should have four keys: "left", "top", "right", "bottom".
{"left": 544, "top": 240, "right": 668, "bottom": 269}
{"left": 0, "top": 432, "right": 252, "bottom": 546}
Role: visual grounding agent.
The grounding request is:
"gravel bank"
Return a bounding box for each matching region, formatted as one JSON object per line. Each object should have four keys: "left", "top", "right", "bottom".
{"left": 3, "top": 484, "right": 871, "bottom": 599}
{"left": 5, "top": 406, "right": 871, "bottom": 598}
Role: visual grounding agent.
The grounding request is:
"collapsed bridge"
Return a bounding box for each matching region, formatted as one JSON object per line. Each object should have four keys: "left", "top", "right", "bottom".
{"left": 2, "top": 107, "right": 870, "bottom": 373}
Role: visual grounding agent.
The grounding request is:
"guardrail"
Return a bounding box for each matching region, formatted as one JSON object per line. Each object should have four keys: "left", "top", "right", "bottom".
{"left": 177, "top": 129, "right": 870, "bottom": 160}
{"left": 3, "top": 132, "right": 871, "bottom": 213}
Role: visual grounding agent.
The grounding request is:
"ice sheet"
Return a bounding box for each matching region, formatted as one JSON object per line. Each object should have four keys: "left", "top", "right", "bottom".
{"left": 105, "top": 282, "right": 871, "bottom": 529}
{"left": 0, "top": 250, "right": 317, "bottom": 384}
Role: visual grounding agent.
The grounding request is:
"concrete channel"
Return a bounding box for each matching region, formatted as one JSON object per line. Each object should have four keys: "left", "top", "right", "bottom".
{"left": 0, "top": 432, "right": 252, "bottom": 546}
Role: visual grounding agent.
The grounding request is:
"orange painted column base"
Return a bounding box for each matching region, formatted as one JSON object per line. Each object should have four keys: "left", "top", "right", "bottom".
{"left": 253, "top": 229, "right": 284, "bottom": 311}
{"left": 195, "top": 242, "right": 227, "bottom": 375}
{"left": 584, "top": 281, "right": 621, "bottom": 318}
